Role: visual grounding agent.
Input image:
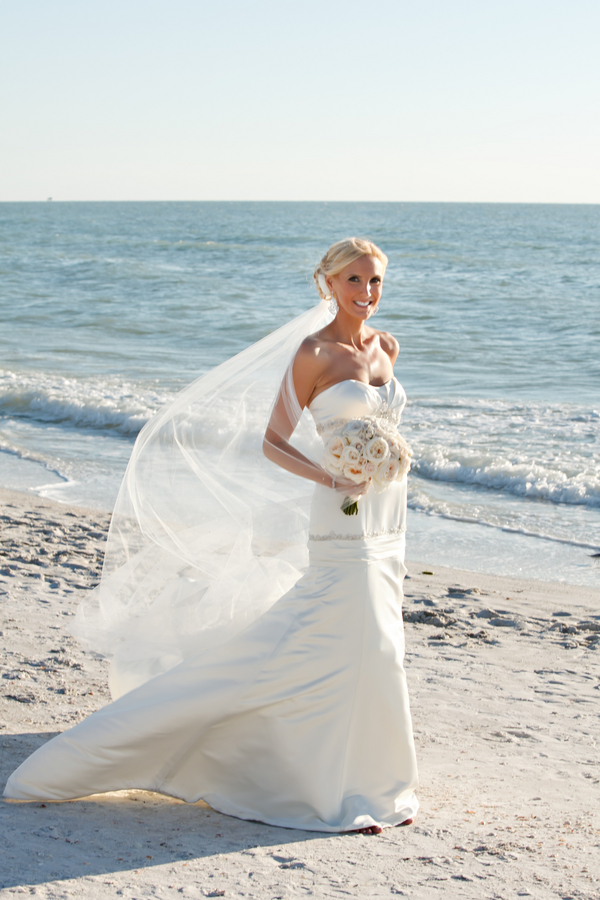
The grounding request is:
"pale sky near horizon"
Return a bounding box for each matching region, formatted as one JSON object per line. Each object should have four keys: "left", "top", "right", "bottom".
{"left": 1, "top": 0, "right": 598, "bottom": 203}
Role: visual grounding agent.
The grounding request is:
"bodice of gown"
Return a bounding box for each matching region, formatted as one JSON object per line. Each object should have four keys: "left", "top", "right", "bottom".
{"left": 307, "top": 378, "right": 408, "bottom": 546}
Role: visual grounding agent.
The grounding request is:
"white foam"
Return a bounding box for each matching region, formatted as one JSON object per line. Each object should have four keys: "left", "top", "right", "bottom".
{"left": 412, "top": 455, "right": 599, "bottom": 507}
{"left": 0, "top": 369, "right": 172, "bottom": 435}
{"left": 403, "top": 396, "right": 600, "bottom": 509}
{"left": 2, "top": 371, "right": 600, "bottom": 557}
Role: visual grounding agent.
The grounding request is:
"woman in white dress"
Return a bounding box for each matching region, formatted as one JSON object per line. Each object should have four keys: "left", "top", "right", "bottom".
{"left": 4, "top": 238, "right": 419, "bottom": 835}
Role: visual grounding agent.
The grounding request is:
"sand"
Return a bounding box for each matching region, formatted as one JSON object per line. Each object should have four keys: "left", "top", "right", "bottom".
{"left": 1, "top": 485, "right": 599, "bottom": 899}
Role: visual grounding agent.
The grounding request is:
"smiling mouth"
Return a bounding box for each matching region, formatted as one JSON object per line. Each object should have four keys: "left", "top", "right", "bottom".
{"left": 354, "top": 300, "right": 372, "bottom": 308}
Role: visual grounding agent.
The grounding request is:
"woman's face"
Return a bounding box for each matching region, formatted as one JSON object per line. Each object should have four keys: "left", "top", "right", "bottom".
{"left": 327, "top": 255, "right": 384, "bottom": 320}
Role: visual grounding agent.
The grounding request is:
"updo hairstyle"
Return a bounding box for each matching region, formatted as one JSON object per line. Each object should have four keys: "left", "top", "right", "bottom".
{"left": 313, "top": 237, "right": 389, "bottom": 301}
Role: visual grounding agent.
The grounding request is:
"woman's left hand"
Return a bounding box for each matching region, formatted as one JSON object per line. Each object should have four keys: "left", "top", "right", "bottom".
{"left": 331, "top": 475, "right": 369, "bottom": 499}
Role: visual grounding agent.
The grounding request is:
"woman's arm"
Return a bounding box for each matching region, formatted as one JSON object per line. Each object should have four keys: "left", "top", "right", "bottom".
{"left": 263, "top": 425, "right": 334, "bottom": 488}
{"left": 262, "top": 340, "right": 364, "bottom": 495}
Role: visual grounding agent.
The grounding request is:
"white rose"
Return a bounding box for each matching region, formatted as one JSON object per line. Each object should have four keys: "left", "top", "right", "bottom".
{"left": 360, "top": 460, "right": 378, "bottom": 477}
{"left": 326, "top": 435, "right": 345, "bottom": 461}
{"left": 322, "top": 451, "right": 344, "bottom": 474}
{"left": 343, "top": 463, "right": 365, "bottom": 483}
{"left": 383, "top": 459, "right": 401, "bottom": 482}
{"left": 394, "top": 436, "right": 413, "bottom": 472}
{"left": 365, "top": 436, "right": 390, "bottom": 462}
{"left": 373, "top": 458, "right": 407, "bottom": 491}
{"left": 387, "top": 436, "right": 402, "bottom": 460}
{"left": 371, "top": 459, "right": 398, "bottom": 491}
{"left": 342, "top": 420, "right": 364, "bottom": 439}
{"left": 397, "top": 453, "right": 412, "bottom": 478}
{"left": 342, "top": 444, "right": 361, "bottom": 464}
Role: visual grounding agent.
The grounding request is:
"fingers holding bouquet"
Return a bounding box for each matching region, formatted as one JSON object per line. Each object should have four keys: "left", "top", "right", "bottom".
{"left": 330, "top": 474, "right": 370, "bottom": 515}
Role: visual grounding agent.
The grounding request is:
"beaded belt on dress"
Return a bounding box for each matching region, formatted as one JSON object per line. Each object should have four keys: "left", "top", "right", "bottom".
{"left": 308, "top": 525, "right": 406, "bottom": 542}
{"left": 308, "top": 529, "right": 407, "bottom": 564}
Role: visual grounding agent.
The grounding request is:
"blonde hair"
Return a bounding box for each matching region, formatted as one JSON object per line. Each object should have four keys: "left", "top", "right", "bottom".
{"left": 313, "top": 237, "right": 389, "bottom": 300}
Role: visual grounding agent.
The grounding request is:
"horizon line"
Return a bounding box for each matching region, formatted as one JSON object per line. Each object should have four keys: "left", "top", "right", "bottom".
{"left": 1, "top": 199, "right": 599, "bottom": 206}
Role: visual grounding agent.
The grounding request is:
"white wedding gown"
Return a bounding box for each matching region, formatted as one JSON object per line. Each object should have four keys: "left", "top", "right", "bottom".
{"left": 5, "top": 378, "right": 419, "bottom": 833}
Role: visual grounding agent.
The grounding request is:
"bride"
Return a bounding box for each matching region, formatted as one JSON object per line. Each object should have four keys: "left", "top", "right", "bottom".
{"left": 4, "top": 238, "right": 419, "bottom": 835}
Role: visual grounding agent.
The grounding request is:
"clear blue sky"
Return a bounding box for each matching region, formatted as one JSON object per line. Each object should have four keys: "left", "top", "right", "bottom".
{"left": 1, "top": 0, "right": 598, "bottom": 202}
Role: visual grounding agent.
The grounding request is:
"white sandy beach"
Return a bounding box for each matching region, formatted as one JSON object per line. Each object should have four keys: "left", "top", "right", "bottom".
{"left": 1, "top": 485, "right": 599, "bottom": 899}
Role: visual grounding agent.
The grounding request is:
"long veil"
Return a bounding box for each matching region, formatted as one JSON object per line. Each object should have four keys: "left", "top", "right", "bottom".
{"left": 73, "top": 300, "right": 332, "bottom": 699}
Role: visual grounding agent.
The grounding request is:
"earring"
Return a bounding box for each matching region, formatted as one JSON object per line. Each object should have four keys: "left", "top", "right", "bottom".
{"left": 329, "top": 294, "right": 338, "bottom": 316}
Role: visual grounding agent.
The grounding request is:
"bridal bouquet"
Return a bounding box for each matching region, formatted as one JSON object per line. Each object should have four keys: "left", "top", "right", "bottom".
{"left": 321, "top": 416, "right": 412, "bottom": 516}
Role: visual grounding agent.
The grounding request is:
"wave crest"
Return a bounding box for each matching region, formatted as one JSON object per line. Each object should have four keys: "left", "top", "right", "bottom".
{"left": 404, "top": 396, "right": 600, "bottom": 509}
{"left": 0, "top": 369, "right": 171, "bottom": 436}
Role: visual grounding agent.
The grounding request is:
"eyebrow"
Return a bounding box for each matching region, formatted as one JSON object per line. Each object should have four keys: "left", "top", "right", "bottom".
{"left": 347, "top": 272, "right": 382, "bottom": 278}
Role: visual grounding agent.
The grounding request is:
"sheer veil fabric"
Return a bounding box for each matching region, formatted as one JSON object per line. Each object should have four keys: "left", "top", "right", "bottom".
{"left": 73, "top": 300, "right": 333, "bottom": 699}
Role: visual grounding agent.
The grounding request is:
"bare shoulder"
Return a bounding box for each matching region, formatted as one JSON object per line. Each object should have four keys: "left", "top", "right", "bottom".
{"left": 294, "top": 333, "right": 333, "bottom": 371}
{"left": 291, "top": 334, "right": 333, "bottom": 408}
{"left": 376, "top": 330, "right": 400, "bottom": 363}
{"left": 296, "top": 333, "right": 324, "bottom": 358}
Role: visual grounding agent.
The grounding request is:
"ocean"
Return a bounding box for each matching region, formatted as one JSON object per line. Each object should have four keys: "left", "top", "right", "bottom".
{"left": 1, "top": 201, "right": 598, "bottom": 586}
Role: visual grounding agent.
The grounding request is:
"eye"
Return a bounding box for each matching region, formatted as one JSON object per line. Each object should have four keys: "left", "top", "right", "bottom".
{"left": 348, "top": 275, "right": 360, "bottom": 282}
{"left": 370, "top": 277, "right": 381, "bottom": 284}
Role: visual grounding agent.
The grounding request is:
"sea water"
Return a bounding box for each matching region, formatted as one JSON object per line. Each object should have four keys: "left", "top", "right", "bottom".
{"left": 1, "top": 201, "right": 598, "bottom": 586}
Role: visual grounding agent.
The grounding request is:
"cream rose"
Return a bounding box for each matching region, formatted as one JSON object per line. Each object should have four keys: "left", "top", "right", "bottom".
{"left": 365, "top": 436, "right": 389, "bottom": 462}
{"left": 343, "top": 463, "right": 365, "bottom": 483}
{"left": 341, "top": 444, "right": 361, "bottom": 464}
{"left": 371, "top": 459, "right": 397, "bottom": 490}
{"left": 360, "top": 460, "right": 378, "bottom": 477}
{"left": 397, "top": 453, "right": 412, "bottom": 478}
{"left": 326, "top": 435, "right": 345, "bottom": 461}
{"left": 322, "top": 451, "right": 344, "bottom": 473}
{"left": 387, "top": 436, "right": 401, "bottom": 460}
{"left": 342, "top": 420, "right": 364, "bottom": 439}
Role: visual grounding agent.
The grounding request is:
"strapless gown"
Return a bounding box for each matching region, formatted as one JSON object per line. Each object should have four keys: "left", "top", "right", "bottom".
{"left": 4, "top": 378, "right": 419, "bottom": 833}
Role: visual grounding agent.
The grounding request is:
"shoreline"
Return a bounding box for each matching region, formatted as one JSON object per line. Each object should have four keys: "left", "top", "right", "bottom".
{"left": 1, "top": 485, "right": 599, "bottom": 898}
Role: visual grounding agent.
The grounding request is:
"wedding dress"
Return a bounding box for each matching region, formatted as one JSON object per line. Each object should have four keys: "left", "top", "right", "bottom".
{"left": 4, "top": 377, "right": 419, "bottom": 833}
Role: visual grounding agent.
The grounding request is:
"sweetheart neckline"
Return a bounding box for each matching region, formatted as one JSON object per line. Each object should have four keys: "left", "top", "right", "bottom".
{"left": 308, "top": 377, "right": 396, "bottom": 408}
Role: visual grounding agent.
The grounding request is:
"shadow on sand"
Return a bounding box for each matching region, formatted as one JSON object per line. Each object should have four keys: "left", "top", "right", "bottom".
{"left": 1, "top": 732, "right": 325, "bottom": 890}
